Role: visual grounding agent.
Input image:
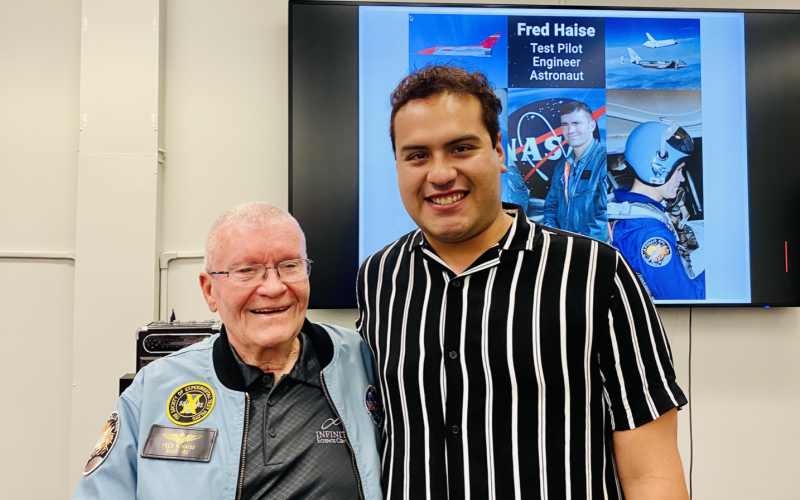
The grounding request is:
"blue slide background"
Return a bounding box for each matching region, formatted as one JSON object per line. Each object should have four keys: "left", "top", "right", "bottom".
{"left": 359, "top": 6, "right": 749, "bottom": 303}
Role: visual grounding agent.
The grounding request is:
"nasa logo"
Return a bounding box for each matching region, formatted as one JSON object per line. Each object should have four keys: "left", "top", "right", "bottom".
{"left": 641, "top": 237, "right": 672, "bottom": 267}
{"left": 364, "top": 385, "right": 382, "bottom": 427}
{"left": 508, "top": 98, "right": 571, "bottom": 171}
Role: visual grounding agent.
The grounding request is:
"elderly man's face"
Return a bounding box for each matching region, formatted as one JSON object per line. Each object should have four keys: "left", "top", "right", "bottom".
{"left": 201, "top": 220, "right": 309, "bottom": 354}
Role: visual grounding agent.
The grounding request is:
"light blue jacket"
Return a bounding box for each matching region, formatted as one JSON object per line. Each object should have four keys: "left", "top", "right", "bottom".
{"left": 72, "top": 321, "right": 383, "bottom": 500}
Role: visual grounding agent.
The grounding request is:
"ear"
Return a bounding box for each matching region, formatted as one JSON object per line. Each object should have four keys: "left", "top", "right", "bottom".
{"left": 496, "top": 132, "right": 507, "bottom": 173}
{"left": 199, "top": 272, "right": 218, "bottom": 313}
{"left": 590, "top": 120, "right": 597, "bottom": 133}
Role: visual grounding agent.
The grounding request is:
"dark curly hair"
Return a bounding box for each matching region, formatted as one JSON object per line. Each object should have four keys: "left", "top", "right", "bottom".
{"left": 389, "top": 65, "right": 503, "bottom": 153}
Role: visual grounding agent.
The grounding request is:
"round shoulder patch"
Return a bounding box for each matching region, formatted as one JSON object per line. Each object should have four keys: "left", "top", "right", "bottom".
{"left": 641, "top": 237, "right": 672, "bottom": 268}
{"left": 83, "top": 410, "right": 120, "bottom": 476}
{"left": 167, "top": 382, "right": 216, "bottom": 426}
{"left": 364, "top": 385, "right": 382, "bottom": 427}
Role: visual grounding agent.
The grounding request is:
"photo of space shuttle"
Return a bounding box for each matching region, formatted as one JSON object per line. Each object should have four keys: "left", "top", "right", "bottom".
{"left": 623, "top": 48, "right": 687, "bottom": 69}
{"left": 417, "top": 33, "right": 501, "bottom": 57}
{"left": 643, "top": 33, "right": 678, "bottom": 48}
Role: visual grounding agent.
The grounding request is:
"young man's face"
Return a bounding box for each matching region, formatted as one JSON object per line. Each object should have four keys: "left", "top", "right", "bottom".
{"left": 393, "top": 93, "right": 506, "bottom": 244}
{"left": 658, "top": 163, "right": 686, "bottom": 200}
{"left": 560, "top": 110, "right": 596, "bottom": 150}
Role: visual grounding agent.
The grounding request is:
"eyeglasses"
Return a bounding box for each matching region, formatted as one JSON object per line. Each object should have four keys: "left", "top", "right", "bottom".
{"left": 207, "top": 259, "right": 313, "bottom": 286}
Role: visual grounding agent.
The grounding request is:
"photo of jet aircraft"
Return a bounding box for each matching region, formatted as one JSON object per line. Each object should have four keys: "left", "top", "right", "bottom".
{"left": 643, "top": 33, "right": 678, "bottom": 48}
{"left": 623, "top": 48, "right": 687, "bottom": 69}
{"left": 417, "top": 33, "right": 502, "bottom": 57}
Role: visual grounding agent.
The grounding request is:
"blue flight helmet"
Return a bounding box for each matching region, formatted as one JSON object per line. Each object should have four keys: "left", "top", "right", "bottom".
{"left": 624, "top": 121, "right": 694, "bottom": 186}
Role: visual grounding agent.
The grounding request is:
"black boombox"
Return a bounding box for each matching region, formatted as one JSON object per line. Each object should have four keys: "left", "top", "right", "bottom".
{"left": 120, "top": 320, "right": 221, "bottom": 395}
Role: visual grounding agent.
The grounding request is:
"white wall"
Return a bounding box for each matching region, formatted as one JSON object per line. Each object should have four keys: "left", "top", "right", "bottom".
{"left": 2, "top": 0, "right": 799, "bottom": 498}
{"left": 0, "top": 1, "right": 80, "bottom": 499}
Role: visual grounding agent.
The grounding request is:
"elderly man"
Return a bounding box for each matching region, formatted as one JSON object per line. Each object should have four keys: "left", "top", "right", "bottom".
{"left": 73, "top": 202, "right": 382, "bottom": 500}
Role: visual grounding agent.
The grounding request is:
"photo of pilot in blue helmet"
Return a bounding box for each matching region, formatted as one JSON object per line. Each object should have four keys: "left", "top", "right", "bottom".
{"left": 608, "top": 120, "right": 705, "bottom": 300}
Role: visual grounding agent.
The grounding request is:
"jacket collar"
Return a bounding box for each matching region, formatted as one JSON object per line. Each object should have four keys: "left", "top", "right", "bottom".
{"left": 213, "top": 319, "right": 334, "bottom": 392}
{"left": 613, "top": 186, "right": 666, "bottom": 212}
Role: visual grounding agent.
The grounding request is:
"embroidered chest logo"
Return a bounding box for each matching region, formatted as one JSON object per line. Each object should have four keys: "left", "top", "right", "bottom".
{"left": 83, "top": 410, "right": 120, "bottom": 475}
{"left": 641, "top": 237, "right": 672, "bottom": 268}
{"left": 316, "top": 418, "right": 346, "bottom": 444}
{"left": 364, "top": 385, "right": 383, "bottom": 427}
{"left": 167, "top": 382, "right": 216, "bottom": 426}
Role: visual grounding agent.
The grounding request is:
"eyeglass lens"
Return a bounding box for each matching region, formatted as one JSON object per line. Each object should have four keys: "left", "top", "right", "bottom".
{"left": 228, "top": 260, "right": 311, "bottom": 284}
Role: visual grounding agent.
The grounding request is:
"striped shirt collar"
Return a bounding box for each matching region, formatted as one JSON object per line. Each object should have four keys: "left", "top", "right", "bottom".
{"left": 407, "top": 202, "right": 542, "bottom": 255}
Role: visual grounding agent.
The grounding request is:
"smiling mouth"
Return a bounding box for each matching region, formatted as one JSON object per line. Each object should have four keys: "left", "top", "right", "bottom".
{"left": 251, "top": 306, "right": 290, "bottom": 315}
{"left": 427, "top": 192, "right": 467, "bottom": 206}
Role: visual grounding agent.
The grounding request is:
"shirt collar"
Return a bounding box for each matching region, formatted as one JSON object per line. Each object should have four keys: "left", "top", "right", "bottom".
{"left": 408, "top": 202, "right": 541, "bottom": 255}
{"left": 229, "top": 330, "right": 322, "bottom": 390}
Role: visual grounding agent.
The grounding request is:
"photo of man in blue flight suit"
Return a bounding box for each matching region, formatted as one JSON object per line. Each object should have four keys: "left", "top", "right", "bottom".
{"left": 542, "top": 101, "right": 608, "bottom": 241}
{"left": 608, "top": 121, "right": 705, "bottom": 300}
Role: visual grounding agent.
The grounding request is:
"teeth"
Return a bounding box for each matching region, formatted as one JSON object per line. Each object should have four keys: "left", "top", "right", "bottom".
{"left": 431, "top": 193, "right": 465, "bottom": 205}
{"left": 252, "top": 306, "right": 289, "bottom": 313}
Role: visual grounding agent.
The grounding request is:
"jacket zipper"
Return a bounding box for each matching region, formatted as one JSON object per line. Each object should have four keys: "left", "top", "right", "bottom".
{"left": 320, "top": 372, "right": 366, "bottom": 500}
{"left": 236, "top": 392, "right": 251, "bottom": 500}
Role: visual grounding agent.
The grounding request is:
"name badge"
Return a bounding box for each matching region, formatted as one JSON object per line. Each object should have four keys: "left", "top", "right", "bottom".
{"left": 580, "top": 170, "right": 592, "bottom": 180}
{"left": 142, "top": 424, "right": 217, "bottom": 462}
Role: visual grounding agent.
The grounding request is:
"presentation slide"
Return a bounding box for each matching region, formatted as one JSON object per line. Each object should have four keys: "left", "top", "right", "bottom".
{"left": 359, "top": 6, "right": 750, "bottom": 304}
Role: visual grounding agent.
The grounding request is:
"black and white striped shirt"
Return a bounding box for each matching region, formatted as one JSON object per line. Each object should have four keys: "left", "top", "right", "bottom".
{"left": 356, "top": 206, "right": 687, "bottom": 500}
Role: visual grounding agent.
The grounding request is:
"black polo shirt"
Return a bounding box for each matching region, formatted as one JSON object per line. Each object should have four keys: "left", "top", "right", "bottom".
{"left": 231, "top": 331, "right": 359, "bottom": 499}
{"left": 356, "top": 205, "right": 687, "bottom": 499}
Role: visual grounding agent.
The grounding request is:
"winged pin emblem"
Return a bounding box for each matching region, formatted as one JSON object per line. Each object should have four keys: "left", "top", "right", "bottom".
{"left": 162, "top": 433, "right": 203, "bottom": 446}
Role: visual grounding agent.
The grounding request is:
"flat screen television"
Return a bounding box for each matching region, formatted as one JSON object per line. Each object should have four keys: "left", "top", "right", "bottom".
{"left": 290, "top": 1, "right": 800, "bottom": 308}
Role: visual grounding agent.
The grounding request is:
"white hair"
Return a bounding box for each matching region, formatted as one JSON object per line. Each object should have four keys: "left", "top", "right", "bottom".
{"left": 204, "top": 202, "right": 305, "bottom": 270}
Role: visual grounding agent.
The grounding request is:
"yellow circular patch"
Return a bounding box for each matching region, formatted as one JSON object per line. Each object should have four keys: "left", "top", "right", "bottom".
{"left": 167, "top": 383, "right": 216, "bottom": 426}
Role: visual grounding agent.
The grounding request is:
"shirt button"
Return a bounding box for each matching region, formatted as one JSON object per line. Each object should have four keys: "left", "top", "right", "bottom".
{"left": 268, "top": 399, "right": 276, "bottom": 406}
{"left": 451, "top": 425, "right": 459, "bottom": 434}
{"left": 268, "top": 427, "right": 277, "bottom": 438}
{"left": 448, "top": 351, "right": 458, "bottom": 360}
{"left": 452, "top": 280, "right": 461, "bottom": 288}
{"left": 262, "top": 374, "right": 271, "bottom": 384}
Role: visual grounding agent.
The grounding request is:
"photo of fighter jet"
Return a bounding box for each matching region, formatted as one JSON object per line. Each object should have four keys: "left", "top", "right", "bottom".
{"left": 410, "top": 14, "right": 508, "bottom": 86}
{"left": 417, "top": 33, "right": 501, "bottom": 57}
{"left": 624, "top": 48, "right": 687, "bottom": 69}
{"left": 643, "top": 33, "right": 678, "bottom": 48}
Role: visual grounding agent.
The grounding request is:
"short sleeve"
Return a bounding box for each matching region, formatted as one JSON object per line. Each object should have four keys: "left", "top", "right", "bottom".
{"left": 597, "top": 251, "right": 688, "bottom": 431}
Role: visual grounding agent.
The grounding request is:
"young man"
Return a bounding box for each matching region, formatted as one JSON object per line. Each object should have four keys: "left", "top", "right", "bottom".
{"left": 357, "top": 65, "right": 689, "bottom": 499}
{"left": 72, "top": 202, "right": 382, "bottom": 500}
{"left": 543, "top": 101, "right": 608, "bottom": 242}
{"left": 608, "top": 121, "right": 705, "bottom": 300}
